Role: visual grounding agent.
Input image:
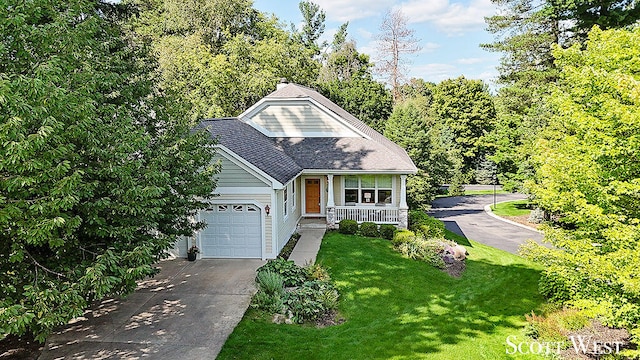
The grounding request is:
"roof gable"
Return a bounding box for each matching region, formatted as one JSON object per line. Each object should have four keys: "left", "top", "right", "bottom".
{"left": 240, "top": 98, "right": 366, "bottom": 138}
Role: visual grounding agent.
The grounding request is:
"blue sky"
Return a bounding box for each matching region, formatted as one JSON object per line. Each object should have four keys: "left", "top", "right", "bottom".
{"left": 253, "top": 0, "right": 501, "bottom": 86}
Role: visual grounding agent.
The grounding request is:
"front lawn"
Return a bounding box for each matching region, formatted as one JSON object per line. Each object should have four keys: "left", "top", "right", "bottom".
{"left": 218, "top": 231, "right": 545, "bottom": 359}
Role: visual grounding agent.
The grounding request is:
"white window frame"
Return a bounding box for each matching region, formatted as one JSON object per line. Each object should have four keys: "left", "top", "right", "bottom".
{"left": 291, "top": 179, "right": 297, "bottom": 210}
{"left": 343, "top": 175, "right": 393, "bottom": 205}
{"left": 283, "top": 186, "right": 289, "bottom": 218}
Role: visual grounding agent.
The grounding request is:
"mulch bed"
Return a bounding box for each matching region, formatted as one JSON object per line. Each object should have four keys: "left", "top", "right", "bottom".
{"left": 0, "top": 334, "right": 43, "bottom": 360}
{"left": 504, "top": 215, "right": 541, "bottom": 230}
{"left": 559, "top": 320, "right": 633, "bottom": 359}
{"left": 315, "top": 310, "right": 346, "bottom": 328}
{"left": 444, "top": 259, "right": 466, "bottom": 277}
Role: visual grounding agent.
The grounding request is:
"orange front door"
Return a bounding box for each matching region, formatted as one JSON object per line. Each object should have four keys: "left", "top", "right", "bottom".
{"left": 305, "top": 179, "right": 321, "bottom": 213}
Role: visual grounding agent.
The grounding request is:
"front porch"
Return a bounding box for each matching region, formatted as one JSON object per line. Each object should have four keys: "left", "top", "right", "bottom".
{"left": 301, "top": 173, "right": 409, "bottom": 229}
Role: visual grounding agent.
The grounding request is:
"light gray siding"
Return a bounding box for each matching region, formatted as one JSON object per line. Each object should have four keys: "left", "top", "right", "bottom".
{"left": 275, "top": 178, "right": 301, "bottom": 255}
{"left": 250, "top": 102, "right": 361, "bottom": 137}
{"left": 214, "top": 155, "right": 269, "bottom": 188}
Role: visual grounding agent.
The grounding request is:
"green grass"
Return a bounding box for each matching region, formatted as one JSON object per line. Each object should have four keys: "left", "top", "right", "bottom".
{"left": 436, "top": 189, "right": 510, "bottom": 198}
{"left": 218, "top": 231, "right": 545, "bottom": 360}
{"left": 491, "top": 200, "right": 532, "bottom": 217}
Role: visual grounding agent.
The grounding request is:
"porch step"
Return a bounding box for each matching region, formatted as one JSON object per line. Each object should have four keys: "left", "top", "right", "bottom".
{"left": 298, "top": 218, "right": 327, "bottom": 230}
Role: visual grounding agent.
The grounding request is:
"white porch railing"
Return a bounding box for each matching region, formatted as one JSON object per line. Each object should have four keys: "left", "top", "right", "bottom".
{"left": 335, "top": 206, "right": 399, "bottom": 224}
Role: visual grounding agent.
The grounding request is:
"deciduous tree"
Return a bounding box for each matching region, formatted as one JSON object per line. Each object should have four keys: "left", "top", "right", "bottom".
{"left": 0, "top": 0, "right": 218, "bottom": 341}
{"left": 522, "top": 28, "right": 640, "bottom": 341}
{"left": 374, "top": 9, "right": 421, "bottom": 103}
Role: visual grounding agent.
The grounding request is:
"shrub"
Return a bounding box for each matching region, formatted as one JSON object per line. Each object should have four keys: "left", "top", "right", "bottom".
{"left": 252, "top": 290, "right": 285, "bottom": 314}
{"left": 284, "top": 280, "right": 339, "bottom": 323}
{"left": 415, "top": 220, "right": 445, "bottom": 239}
{"left": 379, "top": 224, "right": 396, "bottom": 240}
{"left": 256, "top": 271, "right": 285, "bottom": 296}
{"left": 408, "top": 210, "right": 430, "bottom": 230}
{"left": 338, "top": 219, "right": 358, "bottom": 234}
{"left": 306, "top": 263, "right": 331, "bottom": 282}
{"left": 252, "top": 271, "right": 285, "bottom": 313}
{"left": 524, "top": 308, "right": 590, "bottom": 344}
{"left": 392, "top": 229, "right": 416, "bottom": 246}
{"left": 359, "top": 222, "right": 379, "bottom": 237}
{"left": 258, "top": 258, "right": 306, "bottom": 287}
{"left": 396, "top": 237, "right": 446, "bottom": 269}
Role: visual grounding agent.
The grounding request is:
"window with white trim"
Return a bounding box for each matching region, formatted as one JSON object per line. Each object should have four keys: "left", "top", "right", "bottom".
{"left": 344, "top": 175, "right": 393, "bottom": 205}
{"left": 283, "top": 187, "right": 288, "bottom": 217}
{"left": 291, "top": 179, "right": 296, "bottom": 210}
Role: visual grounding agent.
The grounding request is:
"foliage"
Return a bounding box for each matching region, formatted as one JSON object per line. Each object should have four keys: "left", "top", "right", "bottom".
{"left": 127, "top": 0, "right": 320, "bottom": 119}
{"left": 522, "top": 27, "right": 640, "bottom": 333}
{"left": 252, "top": 271, "right": 286, "bottom": 314}
{"left": 391, "top": 229, "right": 416, "bottom": 246}
{"left": 257, "top": 259, "right": 306, "bottom": 287}
{"left": 395, "top": 237, "right": 447, "bottom": 269}
{"left": 283, "top": 280, "right": 339, "bottom": 323}
{"left": 252, "top": 261, "right": 339, "bottom": 324}
{"left": 338, "top": 219, "right": 358, "bottom": 235}
{"left": 318, "top": 73, "right": 392, "bottom": 133}
{"left": 482, "top": 0, "right": 640, "bottom": 189}
{"left": 408, "top": 212, "right": 446, "bottom": 238}
{"left": 256, "top": 271, "right": 285, "bottom": 298}
{"left": 384, "top": 94, "right": 452, "bottom": 207}
{"left": 524, "top": 307, "right": 590, "bottom": 344}
{"left": 379, "top": 224, "right": 396, "bottom": 241}
{"left": 358, "top": 222, "right": 379, "bottom": 238}
{"left": 305, "top": 263, "right": 331, "bottom": 282}
{"left": 528, "top": 208, "right": 545, "bottom": 224}
{"left": 431, "top": 76, "right": 497, "bottom": 175}
{"left": 294, "top": 0, "right": 327, "bottom": 57}
{"left": 0, "top": 0, "right": 218, "bottom": 342}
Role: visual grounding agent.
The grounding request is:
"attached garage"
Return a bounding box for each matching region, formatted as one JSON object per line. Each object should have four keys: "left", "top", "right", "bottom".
{"left": 199, "top": 204, "right": 263, "bottom": 258}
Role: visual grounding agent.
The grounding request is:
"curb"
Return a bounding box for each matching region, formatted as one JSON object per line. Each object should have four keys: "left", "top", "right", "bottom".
{"left": 483, "top": 201, "right": 544, "bottom": 234}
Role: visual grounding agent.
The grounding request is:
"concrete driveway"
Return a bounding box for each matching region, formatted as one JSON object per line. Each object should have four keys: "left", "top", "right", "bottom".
{"left": 429, "top": 193, "right": 544, "bottom": 254}
{"left": 40, "top": 258, "right": 264, "bottom": 360}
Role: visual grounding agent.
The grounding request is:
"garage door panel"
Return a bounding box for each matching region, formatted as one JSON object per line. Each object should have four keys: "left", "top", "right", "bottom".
{"left": 199, "top": 204, "right": 262, "bottom": 258}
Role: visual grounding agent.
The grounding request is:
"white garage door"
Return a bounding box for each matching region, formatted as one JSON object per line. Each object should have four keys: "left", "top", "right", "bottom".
{"left": 199, "top": 204, "right": 262, "bottom": 258}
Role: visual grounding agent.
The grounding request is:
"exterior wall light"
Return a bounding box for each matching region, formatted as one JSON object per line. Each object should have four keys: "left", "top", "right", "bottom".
{"left": 265, "top": 205, "right": 270, "bottom": 215}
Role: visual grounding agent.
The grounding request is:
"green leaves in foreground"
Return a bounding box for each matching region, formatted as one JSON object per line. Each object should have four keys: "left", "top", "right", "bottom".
{"left": 0, "top": 0, "right": 218, "bottom": 341}
{"left": 524, "top": 27, "right": 640, "bottom": 334}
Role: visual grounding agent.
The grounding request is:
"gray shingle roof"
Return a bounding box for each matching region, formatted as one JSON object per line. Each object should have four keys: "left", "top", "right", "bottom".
{"left": 198, "top": 83, "right": 417, "bottom": 185}
{"left": 197, "top": 119, "right": 302, "bottom": 185}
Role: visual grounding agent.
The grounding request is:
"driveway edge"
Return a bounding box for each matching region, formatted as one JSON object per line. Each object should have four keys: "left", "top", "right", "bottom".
{"left": 483, "top": 201, "right": 544, "bottom": 234}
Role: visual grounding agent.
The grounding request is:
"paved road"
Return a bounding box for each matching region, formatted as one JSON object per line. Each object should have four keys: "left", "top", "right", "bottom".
{"left": 428, "top": 194, "right": 544, "bottom": 254}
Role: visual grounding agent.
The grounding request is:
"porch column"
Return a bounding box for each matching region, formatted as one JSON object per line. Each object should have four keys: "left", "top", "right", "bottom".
{"left": 399, "top": 174, "right": 408, "bottom": 229}
{"left": 326, "top": 174, "right": 336, "bottom": 229}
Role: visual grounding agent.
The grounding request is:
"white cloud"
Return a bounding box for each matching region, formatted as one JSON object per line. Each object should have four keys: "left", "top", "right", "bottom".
{"left": 313, "top": 0, "right": 394, "bottom": 22}
{"left": 421, "top": 42, "right": 442, "bottom": 53}
{"left": 410, "top": 63, "right": 459, "bottom": 82}
{"left": 398, "top": 0, "right": 496, "bottom": 35}
{"left": 456, "top": 57, "right": 485, "bottom": 64}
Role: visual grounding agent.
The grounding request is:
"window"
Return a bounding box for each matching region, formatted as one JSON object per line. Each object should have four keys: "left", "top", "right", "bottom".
{"left": 291, "top": 179, "right": 296, "bottom": 210}
{"left": 283, "top": 187, "right": 288, "bottom": 217}
{"left": 343, "top": 175, "right": 393, "bottom": 205}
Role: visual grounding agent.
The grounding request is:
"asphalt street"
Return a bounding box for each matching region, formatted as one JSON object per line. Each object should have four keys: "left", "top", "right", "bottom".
{"left": 429, "top": 193, "right": 544, "bottom": 254}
